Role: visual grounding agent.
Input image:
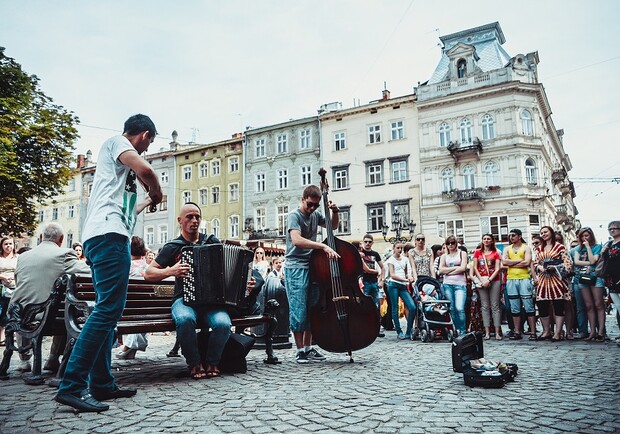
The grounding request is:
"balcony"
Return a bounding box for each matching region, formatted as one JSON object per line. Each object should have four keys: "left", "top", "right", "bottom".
{"left": 442, "top": 186, "right": 500, "bottom": 209}
{"left": 555, "top": 204, "right": 568, "bottom": 224}
{"left": 447, "top": 137, "right": 483, "bottom": 162}
{"left": 552, "top": 167, "right": 567, "bottom": 184}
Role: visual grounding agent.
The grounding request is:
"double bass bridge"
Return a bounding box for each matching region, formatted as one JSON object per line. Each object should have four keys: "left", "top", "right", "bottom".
{"left": 332, "top": 295, "right": 350, "bottom": 302}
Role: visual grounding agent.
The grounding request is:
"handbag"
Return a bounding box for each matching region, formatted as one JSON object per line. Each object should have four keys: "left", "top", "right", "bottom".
{"left": 473, "top": 253, "right": 491, "bottom": 288}
{"left": 594, "top": 241, "right": 611, "bottom": 278}
{"left": 578, "top": 273, "right": 597, "bottom": 285}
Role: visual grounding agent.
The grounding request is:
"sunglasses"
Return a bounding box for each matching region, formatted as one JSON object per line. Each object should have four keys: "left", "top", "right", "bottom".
{"left": 416, "top": 238, "right": 425, "bottom": 241}
{"left": 447, "top": 241, "right": 457, "bottom": 245}
{"left": 363, "top": 240, "right": 373, "bottom": 244}
{"left": 306, "top": 200, "right": 321, "bottom": 209}
{"left": 608, "top": 227, "right": 620, "bottom": 231}
{"left": 581, "top": 227, "right": 591, "bottom": 231}
{"left": 532, "top": 241, "right": 540, "bottom": 245}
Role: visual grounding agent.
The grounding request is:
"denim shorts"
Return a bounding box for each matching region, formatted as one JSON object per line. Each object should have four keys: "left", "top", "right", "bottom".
{"left": 574, "top": 276, "right": 605, "bottom": 288}
{"left": 284, "top": 267, "right": 319, "bottom": 333}
{"left": 505, "top": 278, "right": 535, "bottom": 314}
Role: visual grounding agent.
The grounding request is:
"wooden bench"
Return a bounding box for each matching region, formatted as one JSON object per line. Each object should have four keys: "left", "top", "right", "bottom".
{"left": 0, "top": 275, "right": 68, "bottom": 385}
{"left": 1, "top": 272, "right": 280, "bottom": 385}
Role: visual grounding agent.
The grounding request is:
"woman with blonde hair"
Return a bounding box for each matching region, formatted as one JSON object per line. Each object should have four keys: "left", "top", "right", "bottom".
{"left": 252, "top": 247, "right": 270, "bottom": 279}
{"left": 439, "top": 235, "right": 468, "bottom": 336}
{"left": 408, "top": 233, "right": 436, "bottom": 283}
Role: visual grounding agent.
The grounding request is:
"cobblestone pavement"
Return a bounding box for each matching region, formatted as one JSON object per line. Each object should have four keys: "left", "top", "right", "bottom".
{"left": 1, "top": 314, "right": 619, "bottom": 434}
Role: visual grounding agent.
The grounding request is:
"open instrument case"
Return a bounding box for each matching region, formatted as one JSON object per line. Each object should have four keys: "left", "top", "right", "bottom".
{"left": 451, "top": 332, "right": 518, "bottom": 388}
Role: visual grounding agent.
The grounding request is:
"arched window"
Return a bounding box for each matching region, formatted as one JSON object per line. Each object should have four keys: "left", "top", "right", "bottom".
{"left": 212, "top": 219, "right": 220, "bottom": 239}
{"left": 439, "top": 122, "right": 451, "bottom": 147}
{"left": 441, "top": 167, "right": 455, "bottom": 192}
{"left": 521, "top": 110, "right": 533, "bottom": 136}
{"left": 457, "top": 59, "right": 467, "bottom": 78}
{"left": 199, "top": 220, "right": 208, "bottom": 235}
{"left": 484, "top": 161, "right": 499, "bottom": 186}
{"left": 462, "top": 164, "right": 476, "bottom": 190}
{"left": 481, "top": 114, "right": 495, "bottom": 140}
{"left": 525, "top": 158, "right": 537, "bottom": 184}
{"left": 459, "top": 118, "right": 472, "bottom": 144}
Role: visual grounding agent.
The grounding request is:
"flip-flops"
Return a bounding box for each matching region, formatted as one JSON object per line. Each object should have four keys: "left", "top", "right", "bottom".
{"left": 190, "top": 365, "right": 207, "bottom": 380}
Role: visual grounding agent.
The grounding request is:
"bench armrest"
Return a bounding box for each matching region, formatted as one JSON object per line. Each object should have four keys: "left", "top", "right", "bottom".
{"left": 64, "top": 273, "right": 96, "bottom": 339}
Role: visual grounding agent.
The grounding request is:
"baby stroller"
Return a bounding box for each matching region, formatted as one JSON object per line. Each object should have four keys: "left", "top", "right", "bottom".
{"left": 412, "top": 276, "right": 456, "bottom": 343}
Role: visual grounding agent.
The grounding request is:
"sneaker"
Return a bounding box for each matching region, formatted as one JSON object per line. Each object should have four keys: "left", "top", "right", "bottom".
{"left": 505, "top": 330, "right": 515, "bottom": 339}
{"left": 296, "top": 351, "right": 309, "bottom": 364}
{"left": 305, "top": 348, "right": 326, "bottom": 362}
{"left": 404, "top": 333, "right": 412, "bottom": 340}
{"left": 397, "top": 332, "right": 405, "bottom": 340}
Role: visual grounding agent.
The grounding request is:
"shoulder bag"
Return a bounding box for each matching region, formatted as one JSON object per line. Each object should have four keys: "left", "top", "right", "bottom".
{"left": 594, "top": 241, "right": 611, "bottom": 278}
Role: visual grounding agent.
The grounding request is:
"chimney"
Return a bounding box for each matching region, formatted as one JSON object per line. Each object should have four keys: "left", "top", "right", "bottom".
{"left": 382, "top": 89, "right": 390, "bottom": 100}
{"left": 77, "top": 154, "right": 85, "bottom": 169}
{"left": 231, "top": 132, "right": 243, "bottom": 139}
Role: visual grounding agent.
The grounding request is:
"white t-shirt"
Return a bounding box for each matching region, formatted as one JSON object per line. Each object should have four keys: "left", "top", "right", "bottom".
{"left": 386, "top": 255, "right": 409, "bottom": 282}
{"left": 81, "top": 136, "right": 139, "bottom": 242}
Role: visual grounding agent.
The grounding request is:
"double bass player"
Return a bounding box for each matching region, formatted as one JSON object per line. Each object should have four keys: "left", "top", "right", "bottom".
{"left": 285, "top": 185, "right": 340, "bottom": 364}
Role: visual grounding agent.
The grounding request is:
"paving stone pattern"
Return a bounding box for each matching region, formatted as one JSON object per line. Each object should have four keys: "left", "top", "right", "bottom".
{"left": 1, "top": 315, "right": 619, "bottom": 433}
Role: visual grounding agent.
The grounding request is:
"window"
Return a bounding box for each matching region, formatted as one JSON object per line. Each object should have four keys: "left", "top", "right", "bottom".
{"left": 459, "top": 118, "right": 472, "bottom": 144}
{"left": 484, "top": 161, "right": 499, "bottom": 186}
{"left": 525, "top": 158, "right": 537, "bottom": 184}
{"left": 199, "top": 162, "right": 208, "bottom": 178}
{"left": 300, "top": 165, "right": 312, "bottom": 186}
{"left": 334, "top": 131, "right": 346, "bottom": 151}
{"left": 145, "top": 226, "right": 155, "bottom": 246}
{"left": 229, "top": 216, "right": 240, "bottom": 239}
{"left": 441, "top": 168, "right": 455, "bottom": 192}
{"left": 228, "top": 157, "right": 239, "bottom": 173}
{"left": 158, "top": 225, "right": 168, "bottom": 245}
{"left": 299, "top": 129, "right": 311, "bottom": 149}
{"left": 336, "top": 206, "right": 351, "bottom": 235}
{"left": 457, "top": 58, "right": 467, "bottom": 78}
{"left": 182, "top": 190, "right": 192, "bottom": 203}
{"left": 277, "top": 169, "right": 288, "bottom": 189}
{"left": 255, "top": 173, "right": 266, "bottom": 193}
{"left": 211, "top": 160, "right": 220, "bottom": 176}
{"left": 160, "top": 195, "right": 168, "bottom": 211}
{"left": 52, "top": 207, "right": 58, "bottom": 220}
{"left": 277, "top": 134, "right": 288, "bottom": 154}
{"left": 67, "top": 178, "right": 76, "bottom": 192}
{"left": 212, "top": 219, "right": 220, "bottom": 239}
{"left": 333, "top": 166, "right": 349, "bottom": 190}
{"left": 211, "top": 186, "right": 220, "bottom": 204}
{"left": 68, "top": 204, "right": 75, "bottom": 218}
{"left": 521, "top": 110, "right": 533, "bottom": 136}
{"left": 366, "top": 161, "right": 384, "bottom": 186}
{"left": 229, "top": 183, "right": 239, "bottom": 202}
{"left": 439, "top": 122, "right": 451, "bottom": 147}
{"left": 183, "top": 165, "right": 192, "bottom": 181}
{"left": 38, "top": 210, "right": 44, "bottom": 222}
{"left": 66, "top": 232, "right": 73, "bottom": 248}
{"left": 255, "top": 138, "right": 266, "bottom": 158}
{"left": 368, "top": 124, "right": 381, "bottom": 144}
{"left": 390, "top": 120, "right": 404, "bottom": 140}
{"left": 160, "top": 171, "right": 169, "bottom": 184}
{"left": 437, "top": 219, "right": 464, "bottom": 239}
{"left": 200, "top": 188, "right": 209, "bottom": 205}
{"left": 462, "top": 164, "right": 476, "bottom": 190}
{"left": 200, "top": 220, "right": 208, "bottom": 235}
{"left": 481, "top": 216, "right": 509, "bottom": 243}
{"left": 529, "top": 214, "right": 540, "bottom": 231}
{"left": 277, "top": 205, "right": 289, "bottom": 236}
{"left": 390, "top": 158, "right": 408, "bottom": 183}
{"left": 481, "top": 114, "right": 495, "bottom": 140}
{"left": 367, "top": 203, "right": 386, "bottom": 232}
{"left": 255, "top": 207, "right": 266, "bottom": 230}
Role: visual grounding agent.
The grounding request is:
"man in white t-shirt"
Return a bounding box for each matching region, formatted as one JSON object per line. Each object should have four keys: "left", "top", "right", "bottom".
{"left": 55, "top": 114, "right": 162, "bottom": 413}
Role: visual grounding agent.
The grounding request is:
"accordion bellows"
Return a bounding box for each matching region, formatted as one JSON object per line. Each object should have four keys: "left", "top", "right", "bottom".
{"left": 180, "top": 244, "right": 254, "bottom": 307}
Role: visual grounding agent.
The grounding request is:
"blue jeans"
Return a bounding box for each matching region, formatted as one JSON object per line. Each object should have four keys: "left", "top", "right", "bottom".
{"left": 285, "top": 267, "right": 319, "bottom": 333}
{"left": 58, "top": 233, "right": 129, "bottom": 397}
{"left": 442, "top": 283, "right": 467, "bottom": 334}
{"left": 171, "top": 298, "right": 231, "bottom": 367}
{"left": 363, "top": 281, "right": 380, "bottom": 307}
{"left": 572, "top": 281, "right": 588, "bottom": 334}
{"left": 387, "top": 281, "right": 416, "bottom": 335}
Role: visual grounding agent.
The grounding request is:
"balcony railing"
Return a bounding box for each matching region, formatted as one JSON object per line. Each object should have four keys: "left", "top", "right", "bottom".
{"left": 555, "top": 204, "right": 568, "bottom": 224}
{"left": 447, "top": 137, "right": 483, "bottom": 162}
{"left": 442, "top": 186, "right": 500, "bottom": 204}
{"left": 552, "top": 167, "right": 567, "bottom": 184}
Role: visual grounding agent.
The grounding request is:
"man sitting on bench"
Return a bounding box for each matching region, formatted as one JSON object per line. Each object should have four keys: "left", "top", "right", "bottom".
{"left": 145, "top": 202, "right": 253, "bottom": 379}
{"left": 12, "top": 223, "right": 90, "bottom": 373}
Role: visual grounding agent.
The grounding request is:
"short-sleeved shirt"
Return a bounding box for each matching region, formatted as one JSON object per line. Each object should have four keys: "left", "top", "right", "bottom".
{"left": 574, "top": 243, "right": 602, "bottom": 275}
{"left": 155, "top": 233, "right": 217, "bottom": 300}
{"left": 284, "top": 208, "right": 326, "bottom": 269}
{"left": 81, "top": 136, "right": 139, "bottom": 242}
{"left": 386, "top": 255, "right": 408, "bottom": 283}
{"left": 361, "top": 249, "right": 382, "bottom": 282}
{"left": 473, "top": 249, "right": 501, "bottom": 281}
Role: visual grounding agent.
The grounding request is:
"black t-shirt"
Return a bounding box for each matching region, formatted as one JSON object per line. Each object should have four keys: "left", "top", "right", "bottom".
{"left": 155, "top": 233, "right": 218, "bottom": 300}
{"left": 361, "top": 249, "right": 382, "bottom": 282}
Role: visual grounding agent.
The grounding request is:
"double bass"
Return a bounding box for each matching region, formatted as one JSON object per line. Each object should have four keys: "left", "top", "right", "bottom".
{"left": 310, "top": 168, "right": 380, "bottom": 362}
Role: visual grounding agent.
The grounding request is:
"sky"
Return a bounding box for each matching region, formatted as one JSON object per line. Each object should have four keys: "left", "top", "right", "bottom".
{"left": 2, "top": 0, "right": 619, "bottom": 242}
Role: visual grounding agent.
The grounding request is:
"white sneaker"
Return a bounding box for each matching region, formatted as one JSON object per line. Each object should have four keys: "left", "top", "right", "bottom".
{"left": 16, "top": 360, "right": 32, "bottom": 372}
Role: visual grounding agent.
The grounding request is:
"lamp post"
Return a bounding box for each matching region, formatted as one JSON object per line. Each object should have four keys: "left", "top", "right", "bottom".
{"left": 382, "top": 209, "right": 416, "bottom": 244}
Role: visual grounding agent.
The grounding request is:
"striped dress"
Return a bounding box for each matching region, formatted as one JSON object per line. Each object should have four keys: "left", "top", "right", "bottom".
{"left": 534, "top": 243, "right": 572, "bottom": 301}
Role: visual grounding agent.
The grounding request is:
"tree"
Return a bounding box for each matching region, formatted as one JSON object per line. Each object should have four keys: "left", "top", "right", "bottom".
{"left": 0, "top": 47, "right": 79, "bottom": 236}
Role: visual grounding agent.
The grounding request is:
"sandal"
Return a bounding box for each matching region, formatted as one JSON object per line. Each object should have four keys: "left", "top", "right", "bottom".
{"left": 595, "top": 335, "right": 605, "bottom": 342}
{"left": 528, "top": 334, "right": 537, "bottom": 341}
{"left": 495, "top": 335, "right": 502, "bottom": 341}
{"left": 484, "top": 334, "right": 491, "bottom": 340}
{"left": 205, "top": 368, "right": 221, "bottom": 379}
{"left": 190, "top": 365, "right": 207, "bottom": 380}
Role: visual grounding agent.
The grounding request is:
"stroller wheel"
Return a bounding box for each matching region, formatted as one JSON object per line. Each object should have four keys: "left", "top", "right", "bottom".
{"left": 429, "top": 330, "right": 435, "bottom": 342}
{"left": 447, "top": 329, "right": 455, "bottom": 343}
{"left": 420, "top": 329, "right": 429, "bottom": 343}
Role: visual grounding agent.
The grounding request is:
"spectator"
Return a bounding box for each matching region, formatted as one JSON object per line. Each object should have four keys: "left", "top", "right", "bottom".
{"left": 601, "top": 221, "right": 620, "bottom": 345}
{"left": 385, "top": 241, "right": 415, "bottom": 340}
{"left": 0, "top": 236, "right": 19, "bottom": 346}
{"left": 439, "top": 235, "right": 468, "bottom": 336}
{"left": 472, "top": 234, "right": 502, "bottom": 340}
{"left": 72, "top": 243, "right": 86, "bottom": 261}
{"left": 145, "top": 250, "right": 155, "bottom": 265}
{"left": 408, "top": 233, "right": 436, "bottom": 282}
{"left": 252, "top": 247, "right": 270, "bottom": 279}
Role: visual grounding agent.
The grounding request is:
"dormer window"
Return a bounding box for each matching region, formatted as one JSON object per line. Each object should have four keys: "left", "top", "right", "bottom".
{"left": 457, "top": 59, "right": 467, "bottom": 78}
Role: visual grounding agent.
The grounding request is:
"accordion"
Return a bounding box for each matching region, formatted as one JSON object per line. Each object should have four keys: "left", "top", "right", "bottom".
{"left": 180, "top": 244, "right": 254, "bottom": 307}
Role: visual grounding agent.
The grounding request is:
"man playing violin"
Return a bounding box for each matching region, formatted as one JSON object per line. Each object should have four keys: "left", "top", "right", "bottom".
{"left": 285, "top": 185, "right": 340, "bottom": 364}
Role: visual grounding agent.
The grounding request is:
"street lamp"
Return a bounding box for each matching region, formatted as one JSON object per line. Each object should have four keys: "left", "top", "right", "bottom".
{"left": 382, "top": 209, "right": 416, "bottom": 244}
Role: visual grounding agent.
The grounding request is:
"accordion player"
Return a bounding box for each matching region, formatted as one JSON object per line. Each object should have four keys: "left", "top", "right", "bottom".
{"left": 180, "top": 243, "right": 255, "bottom": 308}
